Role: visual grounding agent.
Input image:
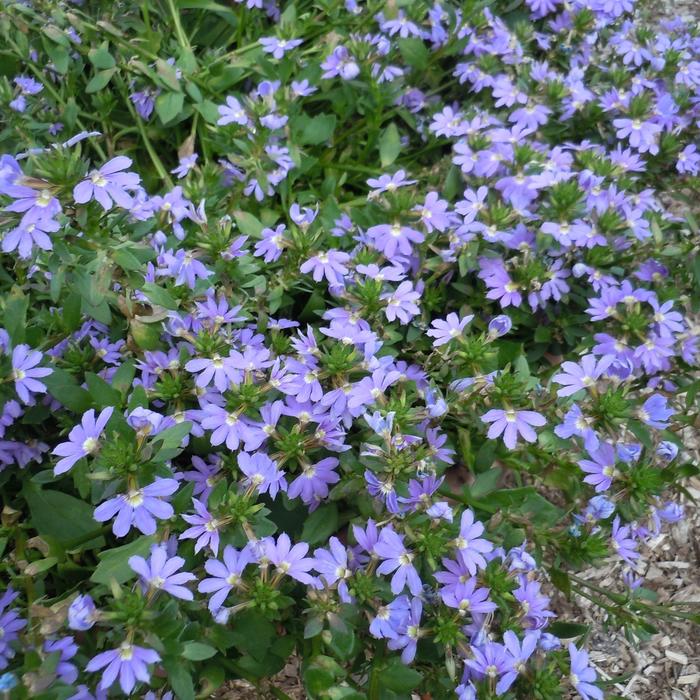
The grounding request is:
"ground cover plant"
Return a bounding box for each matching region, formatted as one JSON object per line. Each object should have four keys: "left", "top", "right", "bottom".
{"left": 0, "top": 0, "right": 698, "bottom": 697}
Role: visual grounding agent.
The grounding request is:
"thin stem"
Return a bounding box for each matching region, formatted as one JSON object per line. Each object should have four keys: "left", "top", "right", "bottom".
{"left": 117, "top": 75, "right": 174, "bottom": 186}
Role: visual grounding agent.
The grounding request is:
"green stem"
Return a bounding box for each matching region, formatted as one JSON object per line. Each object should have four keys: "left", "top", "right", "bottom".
{"left": 166, "top": 0, "right": 192, "bottom": 53}
{"left": 117, "top": 75, "right": 173, "bottom": 186}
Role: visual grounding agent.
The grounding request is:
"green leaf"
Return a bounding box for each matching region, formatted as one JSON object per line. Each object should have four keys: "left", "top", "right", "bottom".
{"left": 44, "top": 41, "right": 70, "bottom": 74}
{"left": 156, "top": 91, "right": 185, "bottom": 124}
{"left": 3, "top": 289, "right": 29, "bottom": 344}
{"left": 380, "top": 660, "right": 422, "bottom": 693}
{"left": 164, "top": 658, "right": 195, "bottom": 700}
{"left": 86, "top": 68, "right": 117, "bottom": 93}
{"left": 112, "top": 248, "right": 143, "bottom": 272}
{"left": 176, "top": 0, "right": 237, "bottom": 19}
{"left": 379, "top": 123, "right": 401, "bottom": 167}
{"left": 549, "top": 567, "right": 571, "bottom": 597}
{"left": 155, "top": 59, "right": 182, "bottom": 91}
{"left": 398, "top": 38, "right": 429, "bottom": 70}
{"left": 25, "top": 557, "right": 58, "bottom": 576}
{"left": 182, "top": 642, "right": 217, "bottom": 661}
{"left": 152, "top": 422, "right": 191, "bottom": 461}
{"left": 304, "top": 656, "right": 344, "bottom": 696}
{"left": 88, "top": 44, "right": 116, "bottom": 70}
{"left": 91, "top": 536, "right": 156, "bottom": 585}
{"left": 43, "top": 369, "right": 92, "bottom": 413}
{"left": 130, "top": 319, "right": 163, "bottom": 350}
{"left": 297, "top": 113, "right": 336, "bottom": 145}
{"left": 517, "top": 493, "right": 563, "bottom": 527}
{"left": 85, "top": 373, "right": 122, "bottom": 408}
{"left": 112, "top": 361, "right": 136, "bottom": 395}
{"left": 141, "top": 282, "right": 179, "bottom": 310}
{"left": 470, "top": 467, "right": 502, "bottom": 499}
{"left": 230, "top": 610, "right": 275, "bottom": 661}
{"left": 233, "top": 210, "right": 263, "bottom": 237}
{"left": 301, "top": 503, "right": 338, "bottom": 546}
{"left": 23, "top": 485, "right": 103, "bottom": 546}
{"left": 548, "top": 621, "right": 589, "bottom": 639}
{"left": 194, "top": 99, "right": 220, "bottom": 124}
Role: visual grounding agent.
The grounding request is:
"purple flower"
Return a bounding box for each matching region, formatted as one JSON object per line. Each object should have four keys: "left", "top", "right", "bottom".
{"left": 612, "top": 118, "right": 661, "bottom": 154}
{"left": 481, "top": 409, "right": 546, "bottom": 449}
{"left": 313, "top": 537, "right": 352, "bottom": 601}
{"left": 68, "top": 594, "right": 97, "bottom": 631}
{"left": 369, "top": 595, "right": 410, "bottom": 640}
{"left": 568, "top": 644, "right": 603, "bottom": 700}
{"left": 288, "top": 457, "right": 339, "bottom": 509}
{"left": 497, "top": 630, "right": 540, "bottom": 694}
{"left": 637, "top": 394, "right": 673, "bottom": 429}
{"left": 171, "top": 153, "right": 198, "bottom": 179}
{"left": 466, "top": 641, "right": 511, "bottom": 685}
{"left": 4, "top": 184, "right": 61, "bottom": 226}
{"left": 440, "top": 577, "right": 497, "bottom": 615}
{"left": 130, "top": 89, "right": 157, "bottom": 119}
{"left": 43, "top": 636, "right": 78, "bottom": 685}
{"left": 514, "top": 578, "right": 555, "bottom": 629}
{"left": 321, "top": 46, "right": 360, "bottom": 80}
{"left": 238, "top": 451, "right": 286, "bottom": 499}
{"left": 368, "top": 222, "right": 424, "bottom": 258}
{"left": 677, "top": 144, "right": 700, "bottom": 175}
{"left": 259, "top": 36, "right": 303, "bottom": 59}
{"left": 552, "top": 355, "right": 612, "bottom": 397}
{"left": 263, "top": 533, "right": 315, "bottom": 584}
{"left": 200, "top": 405, "right": 253, "bottom": 451}
{"left": 414, "top": 192, "right": 450, "bottom": 232}
{"left": 578, "top": 442, "right": 617, "bottom": 492}
{"left": 488, "top": 314, "right": 512, "bottom": 337}
{"left": 0, "top": 589, "right": 26, "bottom": 670}
{"left": 52, "top": 407, "right": 114, "bottom": 475}
{"left": 387, "top": 597, "right": 422, "bottom": 664}
{"left": 129, "top": 544, "right": 196, "bottom": 600}
{"left": 427, "top": 313, "right": 474, "bottom": 347}
{"left": 375, "top": 528, "right": 422, "bottom": 595}
{"left": 217, "top": 96, "right": 249, "bottom": 127}
{"left": 161, "top": 249, "right": 213, "bottom": 289}
{"left": 198, "top": 544, "right": 256, "bottom": 611}
{"left": 300, "top": 250, "right": 350, "bottom": 284}
{"left": 185, "top": 353, "right": 240, "bottom": 391}
{"left": 10, "top": 344, "right": 51, "bottom": 404}
{"left": 453, "top": 509, "right": 493, "bottom": 574}
{"left": 181, "top": 455, "right": 220, "bottom": 500}
{"left": 86, "top": 643, "right": 160, "bottom": 695}
{"left": 180, "top": 499, "right": 221, "bottom": 554}
{"left": 381, "top": 281, "right": 421, "bottom": 324}
{"left": 73, "top": 157, "right": 140, "bottom": 211}
{"left": 611, "top": 516, "right": 639, "bottom": 564}
{"left": 254, "top": 224, "right": 287, "bottom": 262}
{"left": 555, "top": 404, "right": 599, "bottom": 452}
{"left": 93, "top": 477, "right": 178, "bottom": 537}
{"left": 2, "top": 216, "right": 59, "bottom": 258}
{"left": 14, "top": 75, "right": 43, "bottom": 95}
{"left": 367, "top": 170, "right": 416, "bottom": 195}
